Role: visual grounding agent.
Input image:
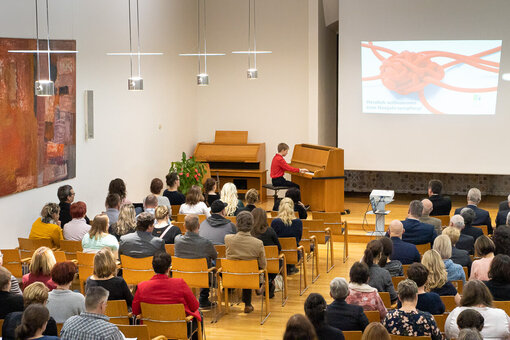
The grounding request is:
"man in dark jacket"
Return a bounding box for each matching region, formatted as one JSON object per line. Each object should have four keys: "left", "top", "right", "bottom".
{"left": 460, "top": 208, "right": 484, "bottom": 242}
{"left": 449, "top": 214, "right": 475, "bottom": 255}
{"left": 326, "top": 277, "right": 369, "bottom": 332}
{"left": 427, "top": 179, "right": 452, "bottom": 216}
{"left": 454, "top": 188, "right": 492, "bottom": 234}
{"left": 198, "top": 200, "right": 237, "bottom": 245}
{"left": 401, "top": 200, "right": 437, "bottom": 246}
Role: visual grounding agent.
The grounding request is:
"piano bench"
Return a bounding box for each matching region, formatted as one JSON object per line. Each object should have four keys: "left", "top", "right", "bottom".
{"left": 262, "top": 184, "right": 289, "bottom": 200}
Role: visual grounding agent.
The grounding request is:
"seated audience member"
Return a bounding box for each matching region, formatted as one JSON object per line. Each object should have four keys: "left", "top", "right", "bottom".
{"left": 456, "top": 308, "right": 484, "bottom": 333}
{"left": 271, "top": 143, "right": 308, "bottom": 189}
{"left": 46, "top": 261, "right": 85, "bottom": 323}
{"left": 203, "top": 178, "right": 220, "bottom": 207}
{"left": 220, "top": 182, "right": 245, "bottom": 216}
{"left": 82, "top": 214, "right": 119, "bottom": 256}
{"left": 60, "top": 286, "right": 124, "bottom": 340}
{"left": 285, "top": 187, "right": 308, "bottom": 219}
{"left": 469, "top": 235, "right": 495, "bottom": 281}
{"left": 443, "top": 226, "right": 472, "bottom": 274}
{"left": 0, "top": 250, "right": 22, "bottom": 295}
{"left": 22, "top": 247, "right": 57, "bottom": 291}
{"left": 58, "top": 184, "right": 83, "bottom": 227}
{"left": 361, "top": 322, "right": 390, "bottom": 340}
{"left": 445, "top": 280, "right": 510, "bottom": 339}
{"left": 86, "top": 248, "right": 133, "bottom": 308}
{"left": 383, "top": 279, "right": 442, "bottom": 340}
{"left": 163, "top": 172, "right": 186, "bottom": 206}
{"left": 427, "top": 179, "right": 452, "bottom": 216}
{"left": 109, "top": 203, "right": 136, "bottom": 241}
{"left": 152, "top": 205, "right": 181, "bottom": 244}
{"left": 362, "top": 239, "right": 397, "bottom": 303}
{"left": 401, "top": 263, "right": 445, "bottom": 315}
{"left": 460, "top": 207, "right": 484, "bottom": 241}
{"left": 104, "top": 193, "right": 121, "bottom": 226}
{"left": 283, "top": 314, "right": 317, "bottom": 340}
{"left": 401, "top": 200, "right": 437, "bottom": 246}
{"left": 199, "top": 200, "right": 237, "bottom": 245}
{"left": 326, "top": 277, "right": 369, "bottom": 332}
{"left": 304, "top": 293, "right": 345, "bottom": 340}
{"left": 433, "top": 234, "right": 466, "bottom": 282}
{"left": 450, "top": 214, "right": 475, "bottom": 254}
{"left": 29, "top": 203, "right": 63, "bottom": 248}
{"left": 422, "top": 250, "right": 461, "bottom": 304}
{"left": 108, "top": 178, "right": 131, "bottom": 205}
{"left": 179, "top": 185, "right": 211, "bottom": 218}
{"left": 119, "top": 212, "right": 165, "bottom": 258}
{"left": 175, "top": 215, "right": 217, "bottom": 308}
{"left": 63, "top": 201, "right": 91, "bottom": 241}
{"left": 225, "top": 211, "right": 266, "bottom": 314}
{"left": 0, "top": 267, "right": 24, "bottom": 318}
{"left": 243, "top": 188, "right": 259, "bottom": 213}
{"left": 14, "top": 304, "right": 58, "bottom": 340}
{"left": 142, "top": 194, "right": 158, "bottom": 216}
{"left": 458, "top": 328, "right": 483, "bottom": 340}
{"left": 484, "top": 254, "right": 510, "bottom": 301}
{"left": 148, "top": 178, "right": 171, "bottom": 208}
{"left": 420, "top": 198, "right": 442, "bottom": 235}
{"left": 455, "top": 188, "right": 492, "bottom": 234}
{"left": 345, "top": 262, "right": 387, "bottom": 321}
{"left": 378, "top": 237, "right": 403, "bottom": 277}
{"left": 493, "top": 225, "right": 510, "bottom": 257}
{"left": 388, "top": 220, "right": 421, "bottom": 264}
{"left": 495, "top": 195, "right": 510, "bottom": 227}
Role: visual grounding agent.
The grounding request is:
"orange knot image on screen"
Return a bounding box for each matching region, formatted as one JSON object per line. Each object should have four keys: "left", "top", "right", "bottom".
{"left": 362, "top": 41, "right": 501, "bottom": 114}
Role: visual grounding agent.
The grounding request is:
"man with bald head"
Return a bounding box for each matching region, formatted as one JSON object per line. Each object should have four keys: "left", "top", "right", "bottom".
{"left": 388, "top": 220, "right": 421, "bottom": 264}
{"left": 420, "top": 199, "right": 442, "bottom": 236}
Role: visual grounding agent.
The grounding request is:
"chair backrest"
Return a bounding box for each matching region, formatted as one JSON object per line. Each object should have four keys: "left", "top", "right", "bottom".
{"left": 171, "top": 205, "right": 181, "bottom": 220}
{"left": 1, "top": 249, "right": 23, "bottom": 278}
{"left": 116, "top": 325, "right": 151, "bottom": 340}
{"left": 105, "top": 300, "right": 130, "bottom": 325}
{"left": 493, "top": 300, "right": 510, "bottom": 315}
{"left": 76, "top": 252, "right": 95, "bottom": 293}
{"left": 270, "top": 211, "right": 298, "bottom": 218}
{"left": 225, "top": 216, "right": 236, "bottom": 223}
{"left": 176, "top": 214, "right": 206, "bottom": 223}
{"left": 364, "top": 310, "right": 380, "bottom": 323}
{"left": 165, "top": 244, "right": 175, "bottom": 256}
{"left": 120, "top": 255, "right": 154, "bottom": 286}
{"left": 379, "top": 291, "right": 391, "bottom": 308}
{"left": 57, "top": 323, "right": 63, "bottom": 335}
{"left": 303, "top": 219, "right": 327, "bottom": 244}
{"left": 451, "top": 280, "right": 463, "bottom": 294}
{"left": 279, "top": 237, "right": 300, "bottom": 265}
{"left": 435, "top": 215, "right": 450, "bottom": 226}
{"left": 416, "top": 243, "right": 431, "bottom": 255}
{"left": 171, "top": 257, "right": 209, "bottom": 288}
{"left": 18, "top": 238, "right": 52, "bottom": 259}
{"left": 140, "top": 303, "right": 188, "bottom": 339}
{"left": 391, "top": 276, "right": 406, "bottom": 290}
{"left": 477, "top": 225, "right": 489, "bottom": 236}
{"left": 54, "top": 250, "right": 67, "bottom": 263}
{"left": 264, "top": 245, "right": 281, "bottom": 274}
{"left": 267, "top": 217, "right": 276, "bottom": 226}
{"left": 59, "top": 240, "right": 83, "bottom": 260}
{"left": 221, "top": 259, "right": 260, "bottom": 290}
{"left": 343, "top": 331, "right": 363, "bottom": 340}
{"left": 390, "top": 335, "right": 431, "bottom": 340}
{"left": 440, "top": 295, "right": 457, "bottom": 312}
{"left": 433, "top": 313, "right": 448, "bottom": 333}
{"left": 215, "top": 244, "right": 226, "bottom": 269}
{"left": 462, "top": 266, "right": 468, "bottom": 279}
{"left": 300, "top": 227, "right": 312, "bottom": 253}
{"left": 173, "top": 222, "right": 186, "bottom": 234}
{"left": 402, "top": 264, "right": 410, "bottom": 276}
{"left": 311, "top": 212, "right": 342, "bottom": 235}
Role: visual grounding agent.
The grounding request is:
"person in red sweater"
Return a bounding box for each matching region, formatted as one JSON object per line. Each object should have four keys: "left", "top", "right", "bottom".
{"left": 270, "top": 143, "right": 308, "bottom": 188}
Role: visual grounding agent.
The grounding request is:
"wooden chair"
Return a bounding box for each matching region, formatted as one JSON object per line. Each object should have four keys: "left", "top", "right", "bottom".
{"left": 493, "top": 300, "right": 510, "bottom": 315}
{"left": 54, "top": 250, "right": 67, "bottom": 263}
{"left": 173, "top": 222, "right": 186, "bottom": 234}
{"left": 0, "top": 316, "right": 3, "bottom": 336}
{"left": 433, "top": 313, "right": 448, "bottom": 333}
{"left": 451, "top": 280, "right": 463, "bottom": 294}
{"left": 416, "top": 243, "right": 431, "bottom": 255}
{"left": 264, "top": 245, "right": 288, "bottom": 306}
{"left": 214, "top": 245, "right": 226, "bottom": 270}
{"left": 116, "top": 325, "right": 166, "bottom": 340}
{"left": 311, "top": 212, "right": 349, "bottom": 263}
{"left": 270, "top": 211, "right": 299, "bottom": 218}
{"left": 105, "top": 300, "right": 131, "bottom": 325}
{"left": 76, "top": 252, "right": 95, "bottom": 293}
{"left": 279, "top": 237, "right": 308, "bottom": 296}
{"left": 435, "top": 215, "right": 450, "bottom": 226}
{"left": 391, "top": 276, "right": 405, "bottom": 290}
{"left": 59, "top": 240, "right": 82, "bottom": 261}
{"left": 343, "top": 331, "right": 363, "bottom": 340}
{"left": 139, "top": 303, "right": 202, "bottom": 340}
{"left": 402, "top": 264, "right": 410, "bottom": 276}
{"left": 219, "top": 259, "right": 271, "bottom": 325}
{"left": 379, "top": 291, "right": 391, "bottom": 309}
{"left": 267, "top": 217, "right": 276, "bottom": 226}
{"left": 57, "top": 323, "right": 63, "bottom": 335}
{"left": 440, "top": 295, "right": 457, "bottom": 312}
{"left": 299, "top": 226, "right": 319, "bottom": 283}
{"left": 165, "top": 244, "right": 175, "bottom": 256}
{"left": 390, "top": 335, "right": 431, "bottom": 340}
{"left": 120, "top": 255, "right": 154, "bottom": 286}
{"left": 1, "top": 249, "right": 24, "bottom": 278}
{"left": 364, "top": 310, "right": 380, "bottom": 323}
{"left": 303, "top": 219, "right": 334, "bottom": 273}
{"left": 462, "top": 266, "right": 468, "bottom": 279}
{"left": 477, "top": 225, "right": 489, "bottom": 236}
{"left": 18, "top": 238, "right": 53, "bottom": 260}
{"left": 171, "top": 205, "right": 181, "bottom": 220}
{"left": 176, "top": 214, "right": 206, "bottom": 223}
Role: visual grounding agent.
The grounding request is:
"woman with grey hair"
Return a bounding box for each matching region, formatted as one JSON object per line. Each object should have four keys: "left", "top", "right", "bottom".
{"left": 326, "top": 277, "right": 369, "bottom": 332}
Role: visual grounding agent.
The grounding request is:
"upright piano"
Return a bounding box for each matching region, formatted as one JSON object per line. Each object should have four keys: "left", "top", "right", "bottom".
{"left": 193, "top": 131, "right": 267, "bottom": 200}
{"left": 289, "top": 144, "right": 345, "bottom": 212}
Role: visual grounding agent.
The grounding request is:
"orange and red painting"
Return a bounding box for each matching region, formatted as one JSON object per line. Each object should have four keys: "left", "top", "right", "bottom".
{"left": 0, "top": 38, "right": 76, "bottom": 197}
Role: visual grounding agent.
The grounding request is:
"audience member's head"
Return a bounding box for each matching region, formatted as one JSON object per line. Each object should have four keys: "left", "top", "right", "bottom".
{"left": 283, "top": 314, "right": 316, "bottom": 340}
{"left": 474, "top": 235, "right": 495, "bottom": 257}
{"left": 450, "top": 214, "right": 465, "bottom": 230}
{"left": 89, "top": 214, "right": 109, "bottom": 238}
{"left": 105, "top": 193, "right": 121, "bottom": 210}
{"left": 406, "top": 263, "right": 429, "bottom": 288}
{"left": 467, "top": 188, "right": 482, "bottom": 205}
{"left": 108, "top": 178, "right": 127, "bottom": 201}
{"left": 443, "top": 226, "right": 460, "bottom": 247}
{"left": 185, "top": 185, "right": 204, "bottom": 206}
{"left": 40, "top": 203, "right": 60, "bottom": 224}
{"left": 349, "top": 262, "right": 370, "bottom": 285}
{"left": 204, "top": 178, "right": 216, "bottom": 193}
{"left": 458, "top": 328, "right": 483, "bottom": 340}
{"left": 210, "top": 200, "right": 228, "bottom": 216}
{"left": 70, "top": 201, "right": 87, "bottom": 219}
{"left": 136, "top": 212, "right": 155, "bottom": 232}
{"left": 421, "top": 199, "right": 433, "bottom": 217}
{"left": 245, "top": 188, "right": 259, "bottom": 205}
{"left": 388, "top": 220, "right": 404, "bottom": 238}
{"left": 278, "top": 143, "right": 290, "bottom": 154}
{"left": 0, "top": 266, "right": 12, "bottom": 292}
{"left": 150, "top": 178, "right": 164, "bottom": 195}
{"left": 329, "top": 277, "right": 349, "bottom": 301}
{"left": 460, "top": 208, "right": 476, "bottom": 226}
{"left": 251, "top": 207, "right": 268, "bottom": 237}
{"left": 507, "top": 211, "right": 510, "bottom": 226}
{"left": 362, "top": 239, "right": 383, "bottom": 267}
{"left": 57, "top": 184, "right": 74, "bottom": 204}
{"left": 220, "top": 182, "right": 239, "bottom": 216}
{"left": 144, "top": 194, "right": 158, "bottom": 210}
{"left": 493, "top": 225, "right": 510, "bottom": 257}
{"left": 285, "top": 187, "right": 302, "bottom": 205}
{"left": 488, "top": 254, "right": 510, "bottom": 283}
{"left": 421, "top": 249, "right": 448, "bottom": 290}
{"left": 165, "top": 172, "right": 180, "bottom": 189}
{"left": 50, "top": 261, "right": 77, "bottom": 287}
{"left": 115, "top": 204, "right": 136, "bottom": 236}
{"left": 23, "top": 282, "right": 49, "bottom": 308}
{"left": 457, "top": 308, "right": 484, "bottom": 332}
{"left": 93, "top": 248, "right": 117, "bottom": 279}
{"left": 85, "top": 286, "right": 109, "bottom": 314}
{"left": 155, "top": 205, "right": 169, "bottom": 222}
{"left": 378, "top": 237, "right": 394, "bottom": 268}
{"left": 428, "top": 179, "right": 443, "bottom": 196}
{"left": 14, "top": 304, "right": 50, "bottom": 340}
{"left": 304, "top": 293, "right": 328, "bottom": 329}
{"left": 278, "top": 197, "right": 296, "bottom": 226}
{"left": 408, "top": 200, "right": 423, "bottom": 218}
{"left": 433, "top": 234, "right": 452, "bottom": 260}
{"left": 460, "top": 280, "right": 493, "bottom": 307}
{"left": 29, "top": 247, "right": 56, "bottom": 276}
{"left": 361, "top": 322, "right": 391, "bottom": 340}
{"left": 184, "top": 214, "right": 200, "bottom": 233}
{"left": 152, "top": 251, "right": 171, "bottom": 275}
{"left": 397, "top": 279, "right": 418, "bottom": 304}
{"left": 236, "top": 211, "right": 254, "bottom": 232}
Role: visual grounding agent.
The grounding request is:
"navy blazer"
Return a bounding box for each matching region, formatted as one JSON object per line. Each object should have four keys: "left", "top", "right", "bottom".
{"left": 451, "top": 246, "right": 472, "bottom": 275}
{"left": 456, "top": 234, "right": 475, "bottom": 255}
{"left": 326, "top": 300, "right": 369, "bottom": 332}
{"left": 390, "top": 237, "right": 421, "bottom": 264}
{"left": 429, "top": 195, "right": 452, "bottom": 216}
{"left": 495, "top": 209, "right": 510, "bottom": 227}
{"left": 455, "top": 204, "right": 492, "bottom": 234}
{"left": 461, "top": 225, "right": 484, "bottom": 242}
{"left": 401, "top": 218, "right": 437, "bottom": 246}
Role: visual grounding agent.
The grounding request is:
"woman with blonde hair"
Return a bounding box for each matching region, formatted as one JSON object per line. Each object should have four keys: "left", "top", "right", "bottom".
{"left": 422, "top": 249, "right": 461, "bottom": 305}
{"left": 29, "top": 203, "right": 63, "bottom": 248}
{"left": 22, "top": 247, "right": 57, "bottom": 291}
{"left": 433, "top": 234, "right": 466, "bottom": 282}
{"left": 220, "top": 182, "right": 244, "bottom": 216}
{"left": 82, "top": 214, "right": 119, "bottom": 257}
{"left": 179, "top": 185, "right": 211, "bottom": 217}
{"left": 110, "top": 203, "right": 136, "bottom": 241}
{"left": 152, "top": 205, "right": 181, "bottom": 244}
{"left": 86, "top": 248, "right": 133, "bottom": 307}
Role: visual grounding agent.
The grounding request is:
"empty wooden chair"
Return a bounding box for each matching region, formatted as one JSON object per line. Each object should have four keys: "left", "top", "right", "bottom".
{"left": 435, "top": 215, "right": 450, "bottom": 226}
{"left": 165, "top": 244, "right": 175, "bottom": 256}
{"left": 379, "top": 291, "right": 391, "bottom": 309}
{"left": 493, "top": 300, "right": 510, "bottom": 315}
{"left": 440, "top": 295, "right": 457, "bottom": 312}
{"left": 264, "top": 245, "right": 288, "bottom": 306}
{"left": 18, "top": 238, "right": 53, "bottom": 260}
{"left": 116, "top": 325, "right": 166, "bottom": 340}
{"left": 120, "top": 255, "right": 154, "bottom": 286}
{"left": 433, "top": 313, "right": 448, "bottom": 333}
{"left": 59, "top": 240, "right": 82, "bottom": 261}
{"left": 416, "top": 243, "right": 431, "bottom": 255}
{"left": 364, "top": 310, "right": 380, "bottom": 323}
{"left": 279, "top": 237, "right": 308, "bottom": 295}
{"left": 299, "top": 226, "right": 319, "bottom": 283}
{"left": 54, "top": 250, "right": 67, "bottom": 263}
{"left": 76, "top": 252, "right": 95, "bottom": 293}
{"left": 343, "top": 331, "right": 363, "bottom": 340}
{"left": 1, "top": 249, "right": 23, "bottom": 278}
{"left": 303, "top": 219, "right": 335, "bottom": 273}
{"left": 176, "top": 214, "right": 206, "bottom": 223}
{"left": 140, "top": 303, "right": 202, "bottom": 340}
{"left": 311, "top": 211, "right": 349, "bottom": 263}
{"left": 171, "top": 205, "right": 181, "bottom": 220}
{"left": 105, "top": 300, "right": 131, "bottom": 325}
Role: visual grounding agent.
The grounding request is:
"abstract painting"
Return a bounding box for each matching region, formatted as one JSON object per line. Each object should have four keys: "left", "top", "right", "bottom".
{"left": 0, "top": 38, "right": 76, "bottom": 197}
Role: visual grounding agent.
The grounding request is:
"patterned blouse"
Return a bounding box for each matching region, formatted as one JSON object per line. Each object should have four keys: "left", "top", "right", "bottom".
{"left": 345, "top": 284, "right": 387, "bottom": 321}
{"left": 383, "top": 309, "right": 443, "bottom": 340}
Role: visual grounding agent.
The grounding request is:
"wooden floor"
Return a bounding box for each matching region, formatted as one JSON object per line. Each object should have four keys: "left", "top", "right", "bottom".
{"left": 203, "top": 193, "right": 505, "bottom": 339}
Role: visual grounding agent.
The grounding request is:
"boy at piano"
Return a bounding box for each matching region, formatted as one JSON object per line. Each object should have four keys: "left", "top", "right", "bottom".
{"left": 270, "top": 143, "right": 309, "bottom": 188}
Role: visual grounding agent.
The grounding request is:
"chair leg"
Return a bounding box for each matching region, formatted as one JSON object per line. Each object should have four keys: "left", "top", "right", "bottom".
{"left": 311, "top": 241, "right": 320, "bottom": 283}
{"left": 282, "top": 257, "right": 288, "bottom": 307}
{"left": 343, "top": 222, "right": 349, "bottom": 263}
{"left": 224, "top": 287, "right": 229, "bottom": 314}
{"left": 197, "top": 318, "right": 203, "bottom": 340}
{"left": 260, "top": 271, "right": 271, "bottom": 325}
{"left": 299, "top": 251, "right": 309, "bottom": 296}
{"left": 327, "top": 237, "right": 335, "bottom": 273}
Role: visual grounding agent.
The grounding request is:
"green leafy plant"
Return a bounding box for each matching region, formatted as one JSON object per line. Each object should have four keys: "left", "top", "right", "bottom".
{"left": 169, "top": 152, "right": 207, "bottom": 195}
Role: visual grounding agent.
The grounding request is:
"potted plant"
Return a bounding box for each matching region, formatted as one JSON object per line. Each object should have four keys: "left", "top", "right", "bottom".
{"left": 169, "top": 152, "right": 207, "bottom": 195}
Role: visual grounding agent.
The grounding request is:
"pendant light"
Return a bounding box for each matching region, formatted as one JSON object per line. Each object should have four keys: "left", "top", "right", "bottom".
{"left": 232, "top": 0, "right": 272, "bottom": 79}
{"left": 179, "top": 0, "right": 225, "bottom": 86}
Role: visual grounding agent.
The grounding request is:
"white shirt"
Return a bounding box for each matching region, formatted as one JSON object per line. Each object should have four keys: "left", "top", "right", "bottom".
{"left": 445, "top": 306, "right": 510, "bottom": 340}
{"left": 179, "top": 202, "right": 211, "bottom": 218}
{"left": 63, "top": 218, "right": 91, "bottom": 241}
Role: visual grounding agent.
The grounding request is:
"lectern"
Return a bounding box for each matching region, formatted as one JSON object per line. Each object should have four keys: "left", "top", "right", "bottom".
{"left": 367, "top": 190, "right": 394, "bottom": 236}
